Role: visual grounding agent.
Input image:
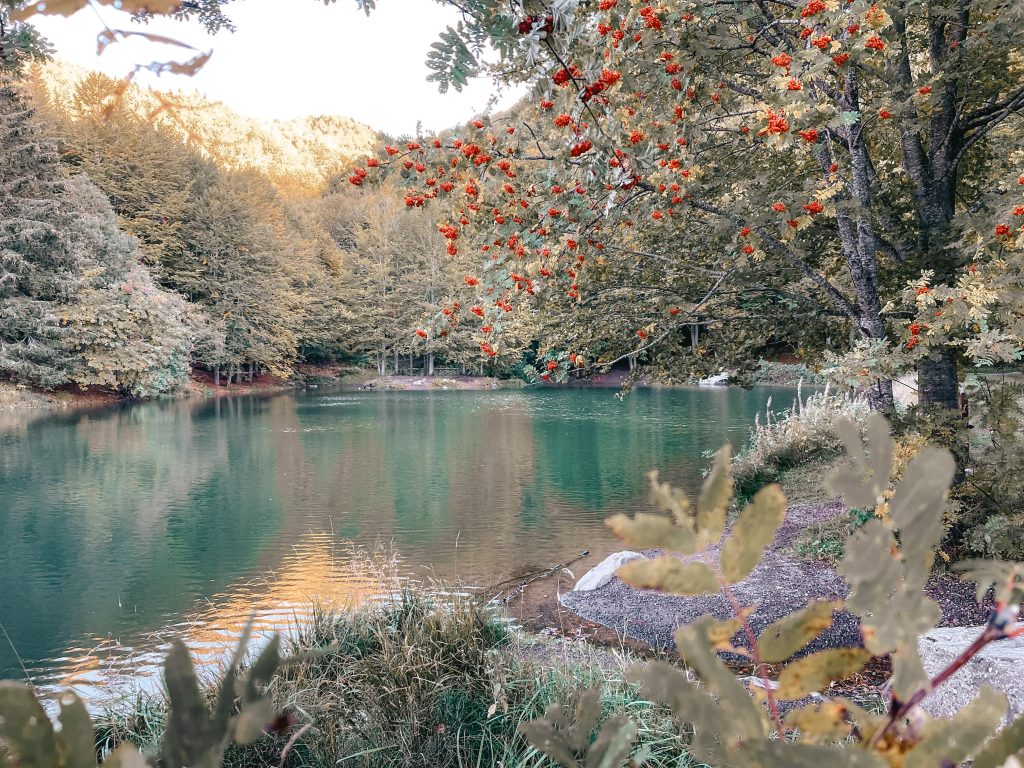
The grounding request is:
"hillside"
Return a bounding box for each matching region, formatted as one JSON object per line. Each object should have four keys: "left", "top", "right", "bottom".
{"left": 30, "top": 59, "right": 379, "bottom": 190}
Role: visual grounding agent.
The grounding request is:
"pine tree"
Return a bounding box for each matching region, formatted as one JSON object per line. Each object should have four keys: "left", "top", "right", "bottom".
{"left": 0, "top": 79, "right": 192, "bottom": 394}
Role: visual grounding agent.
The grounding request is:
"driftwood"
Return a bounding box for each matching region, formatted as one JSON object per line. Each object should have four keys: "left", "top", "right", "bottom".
{"left": 485, "top": 550, "right": 590, "bottom": 605}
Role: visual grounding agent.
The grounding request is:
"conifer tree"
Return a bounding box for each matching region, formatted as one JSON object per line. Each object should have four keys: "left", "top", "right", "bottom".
{"left": 0, "top": 78, "right": 84, "bottom": 386}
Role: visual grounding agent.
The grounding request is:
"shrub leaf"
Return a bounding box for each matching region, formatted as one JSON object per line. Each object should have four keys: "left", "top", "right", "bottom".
{"left": 776, "top": 648, "right": 871, "bottom": 700}
{"left": 696, "top": 445, "right": 732, "bottom": 546}
{"left": 606, "top": 512, "right": 696, "bottom": 554}
{"left": 906, "top": 686, "right": 1008, "bottom": 768}
{"left": 758, "top": 599, "right": 839, "bottom": 663}
{"left": 616, "top": 557, "right": 720, "bottom": 595}
{"left": 719, "top": 484, "right": 785, "bottom": 583}
{"left": 0, "top": 682, "right": 58, "bottom": 768}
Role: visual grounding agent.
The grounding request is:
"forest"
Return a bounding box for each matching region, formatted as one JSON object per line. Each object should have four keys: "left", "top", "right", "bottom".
{"left": 0, "top": 54, "right": 526, "bottom": 397}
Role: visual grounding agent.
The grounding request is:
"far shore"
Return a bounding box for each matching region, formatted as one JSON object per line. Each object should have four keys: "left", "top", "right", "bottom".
{"left": 0, "top": 360, "right": 830, "bottom": 420}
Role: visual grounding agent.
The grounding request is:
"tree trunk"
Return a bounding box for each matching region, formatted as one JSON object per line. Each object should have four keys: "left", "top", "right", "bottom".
{"left": 394, "top": 349, "right": 399, "bottom": 375}
{"left": 918, "top": 348, "right": 959, "bottom": 409}
{"left": 865, "top": 379, "right": 896, "bottom": 413}
{"left": 428, "top": 353, "right": 434, "bottom": 376}
{"left": 248, "top": 362, "right": 254, "bottom": 382}
{"left": 214, "top": 367, "right": 220, "bottom": 387}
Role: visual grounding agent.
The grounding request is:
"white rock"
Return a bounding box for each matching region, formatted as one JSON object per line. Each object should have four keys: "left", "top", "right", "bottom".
{"left": 918, "top": 625, "right": 1024, "bottom": 724}
{"left": 573, "top": 551, "right": 646, "bottom": 592}
{"left": 698, "top": 372, "right": 731, "bottom": 387}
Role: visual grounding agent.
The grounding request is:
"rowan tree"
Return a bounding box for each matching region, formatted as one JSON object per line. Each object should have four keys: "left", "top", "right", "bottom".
{"left": 341, "top": 0, "right": 1023, "bottom": 409}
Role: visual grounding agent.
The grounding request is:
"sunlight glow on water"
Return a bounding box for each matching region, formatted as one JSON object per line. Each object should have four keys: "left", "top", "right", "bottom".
{"left": 0, "top": 386, "right": 799, "bottom": 703}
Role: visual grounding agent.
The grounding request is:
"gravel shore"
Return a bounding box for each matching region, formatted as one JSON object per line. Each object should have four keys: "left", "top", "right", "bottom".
{"left": 559, "top": 500, "right": 992, "bottom": 653}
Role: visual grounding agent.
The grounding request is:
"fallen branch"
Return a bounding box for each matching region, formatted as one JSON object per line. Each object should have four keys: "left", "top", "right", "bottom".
{"left": 485, "top": 550, "right": 591, "bottom": 605}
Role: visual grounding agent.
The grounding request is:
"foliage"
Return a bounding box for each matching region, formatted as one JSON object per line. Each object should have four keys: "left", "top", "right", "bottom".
{"left": 91, "top": 595, "right": 687, "bottom": 768}
{"left": 31, "top": 60, "right": 378, "bottom": 192}
{"left": 952, "top": 376, "right": 1024, "bottom": 560}
{"left": 0, "top": 79, "right": 190, "bottom": 395}
{"left": 522, "top": 415, "right": 1024, "bottom": 767}
{"left": 732, "top": 383, "right": 871, "bottom": 498}
{"left": 317, "top": 0, "right": 1022, "bottom": 411}
{"left": 747, "top": 360, "right": 827, "bottom": 387}
{"left": 0, "top": 620, "right": 281, "bottom": 767}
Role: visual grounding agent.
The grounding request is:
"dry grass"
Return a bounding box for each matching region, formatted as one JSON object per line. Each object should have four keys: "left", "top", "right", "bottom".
{"left": 95, "top": 592, "right": 691, "bottom": 767}
{"left": 732, "top": 382, "right": 870, "bottom": 499}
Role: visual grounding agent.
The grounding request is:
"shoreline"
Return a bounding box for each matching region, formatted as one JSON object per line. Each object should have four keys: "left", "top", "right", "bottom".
{"left": 0, "top": 359, "right": 824, "bottom": 419}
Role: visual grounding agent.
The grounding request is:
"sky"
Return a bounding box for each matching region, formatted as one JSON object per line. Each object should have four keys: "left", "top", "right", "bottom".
{"left": 31, "top": 0, "right": 528, "bottom": 136}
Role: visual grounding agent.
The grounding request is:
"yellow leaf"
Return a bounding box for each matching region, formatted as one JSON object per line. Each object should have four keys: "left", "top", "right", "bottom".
{"left": 776, "top": 649, "right": 871, "bottom": 700}
{"left": 606, "top": 512, "right": 696, "bottom": 554}
{"left": 696, "top": 445, "right": 732, "bottom": 546}
{"left": 719, "top": 484, "right": 785, "bottom": 583}
{"left": 757, "top": 599, "right": 839, "bottom": 663}
{"left": 616, "top": 556, "right": 720, "bottom": 595}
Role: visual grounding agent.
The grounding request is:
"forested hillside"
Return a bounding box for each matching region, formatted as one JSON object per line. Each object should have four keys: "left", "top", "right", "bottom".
{"left": 1, "top": 61, "right": 513, "bottom": 396}
{"left": 33, "top": 60, "right": 379, "bottom": 192}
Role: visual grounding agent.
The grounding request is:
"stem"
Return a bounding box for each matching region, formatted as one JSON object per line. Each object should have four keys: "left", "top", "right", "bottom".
{"left": 720, "top": 581, "right": 784, "bottom": 735}
{"left": 869, "top": 624, "right": 1005, "bottom": 748}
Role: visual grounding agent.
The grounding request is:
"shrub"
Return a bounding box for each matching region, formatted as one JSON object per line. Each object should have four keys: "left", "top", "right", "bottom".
{"left": 5, "top": 592, "right": 684, "bottom": 767}
{"left": 953, "top": 378, "right": 1024, "bottom": 560}
{"left": 522, "top": 415, "right": 1024, "bottom": 768}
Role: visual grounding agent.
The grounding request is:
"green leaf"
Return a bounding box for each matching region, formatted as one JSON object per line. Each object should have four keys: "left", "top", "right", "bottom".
{"left": 162, "top": 640, "right": 222, "bottom": 768}
{"left": 616, "top": 556, "right": 720, "bottom": 595}
{"left": 782, "top": 700, "right": 853, "bottom": 743}
{"left": 0, "top": 681, "right": 59, "bottom": 768}
{"left": 776, "top": 648, "right": 871, "bottom": 700}
{"left": 888, "top": 447, "right": 955, "bottom": 586}
{"left": 100, "top": 745, "right": 149, "bottom": 768}
{"left": 744, "top": 740, "right": 884, "bottom": 767}
{"left": 56, "top": 692, "right": 98, "bottom": 768}
{"left": 587, "top": 715, "right": 636, "bottom": 768}
{"left": 758, "top": 599, "right": 839, "bottom": 663}
{"left": 973, "top": 709, "right": 1024, "bottom": 768}
{"left": 674, "top": 618, "right": 768, "bottom": 739}
{"left": 719, "top": 484, "right": 785, "bottom": 583}
{"left": 605, "top": 512, "right": 696, "bottom": 554}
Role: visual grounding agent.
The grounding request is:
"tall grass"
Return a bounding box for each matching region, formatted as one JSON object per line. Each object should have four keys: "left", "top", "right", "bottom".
{"left": 732, "top": 382, "right": 870, "bottom": 499}
{"left": 95, "top": 592, "right": 690, "bottom": 767}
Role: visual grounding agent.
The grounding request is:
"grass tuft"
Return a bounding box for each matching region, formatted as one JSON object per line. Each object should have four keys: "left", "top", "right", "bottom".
{"left": 732, "top": 383, "right": 870, "bottom": 500}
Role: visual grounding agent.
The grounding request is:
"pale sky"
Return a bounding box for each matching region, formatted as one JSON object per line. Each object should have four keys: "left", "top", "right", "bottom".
{"left": 31, "top": 0, "right": 528, "bottom": 136}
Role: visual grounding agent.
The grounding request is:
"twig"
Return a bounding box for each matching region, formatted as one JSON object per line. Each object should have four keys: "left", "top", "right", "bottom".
{"left": 488, "top": 550, "right": 591, "bottom": 604}
{"left": 278, "top": 722, "right": 312, "bottom": 767}
{"left": 720, "top": 582, "right": 784, "bottom": 735}
{"left": 869, "top": 621, "right": 1010, "bottom": 748}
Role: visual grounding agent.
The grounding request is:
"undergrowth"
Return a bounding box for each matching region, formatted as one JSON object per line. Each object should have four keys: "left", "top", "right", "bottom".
{"left": 95, "top": 593, "right": 688, "bottom": 767}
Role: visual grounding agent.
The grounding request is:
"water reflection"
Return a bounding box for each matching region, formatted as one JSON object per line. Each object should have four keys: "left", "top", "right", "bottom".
{"left": 0, "top": 386, "right": 792, "bottom": 701}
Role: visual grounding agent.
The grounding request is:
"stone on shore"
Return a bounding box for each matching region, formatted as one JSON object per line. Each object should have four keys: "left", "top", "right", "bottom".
{"left": 918, "top": 626, "right": 1024, "bottom": 724}
{"left": 574, "top": 551, "right": 646, "bottom": 592}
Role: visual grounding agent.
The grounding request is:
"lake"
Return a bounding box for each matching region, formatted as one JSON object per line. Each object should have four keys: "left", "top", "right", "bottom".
{"left": 0, "top": 385, "right": 799, "bottom": 701}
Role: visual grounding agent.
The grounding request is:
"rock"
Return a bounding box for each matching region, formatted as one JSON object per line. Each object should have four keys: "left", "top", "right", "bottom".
{"left": 918, "top": 625, "right": 1024, "bottom": 723}
{"left": 572, "top": 551, "right": 646, "bottom": 592}
{"left": 698, "top": 372, "right": 731, "bottom": 387}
